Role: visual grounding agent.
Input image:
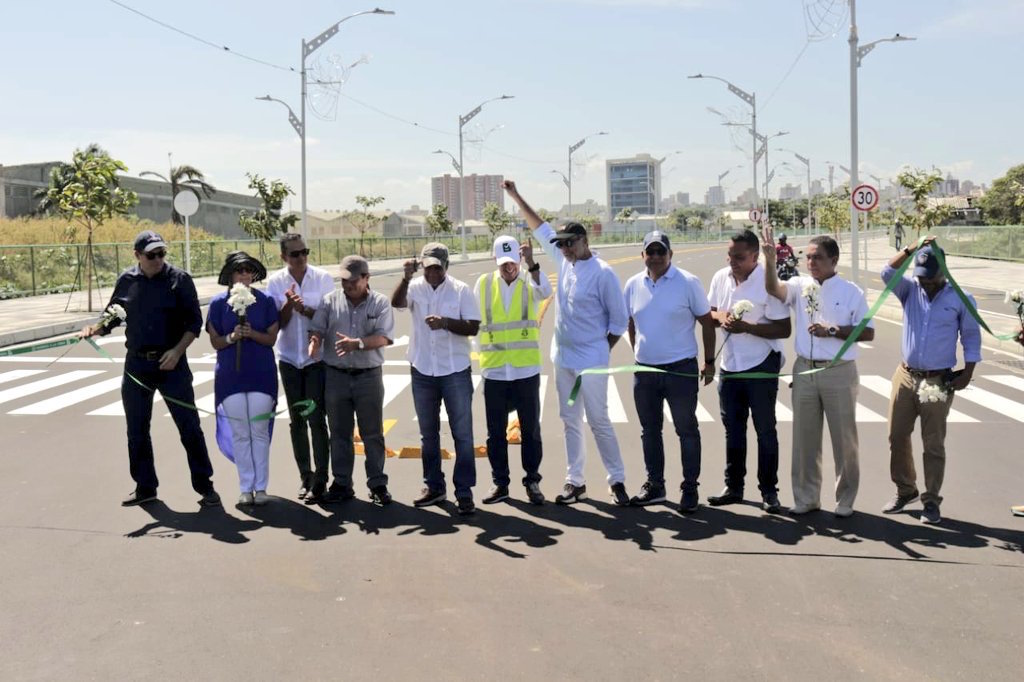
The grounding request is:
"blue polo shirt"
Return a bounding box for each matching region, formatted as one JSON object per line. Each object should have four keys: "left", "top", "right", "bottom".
{"left": 623, "top": 265, "right": 711, "bottom": 365}
{"left": 881, "top": 264, "right": 982, "bottom": 370}
{"left": 105, "top": 263, "right": 203, "bottom": 352}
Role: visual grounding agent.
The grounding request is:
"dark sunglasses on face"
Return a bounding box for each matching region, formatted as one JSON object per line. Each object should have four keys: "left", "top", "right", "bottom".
{"left": 236, "top": 266, "right": 255, "bottom": 274}
{"left": 558, "top": 238, "right": 577, "bottom": 249}
{"left": 645, "top": 247, "right": 667, "bottom": 256}
{"left": 287, "top": 248, "right": 310, "bottom": 258}
{"left": 144, "top": 250, "right": 166, "bottom": 260}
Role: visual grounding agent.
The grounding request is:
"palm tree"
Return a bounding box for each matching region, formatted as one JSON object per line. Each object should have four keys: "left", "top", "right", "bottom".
{"left": 33, "top": 143, "right": 108, "bottom": 215}
{"left": 140, "top": 164, "right": 217, "bottom": 224}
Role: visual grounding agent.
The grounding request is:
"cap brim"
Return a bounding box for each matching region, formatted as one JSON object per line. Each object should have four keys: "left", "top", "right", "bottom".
{"left": 421, "top": 257, "right": 445, "bottom": 268}
{"left": 142, "top": 241, "right": 167, "bottom": 252}
{"left": 495, "top": 255, "right": 518, "bottom": 265}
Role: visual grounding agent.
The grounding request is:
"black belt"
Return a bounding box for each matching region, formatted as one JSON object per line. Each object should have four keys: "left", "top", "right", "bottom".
{"left": 132, "top": 350, "right": 167, "bottom": 361}
{"left": 641, "top": 357, "right": 697, "bottom": 371}
{"left": 902, "top": 363, "right": 949, "bottom": 378}
{"left": 328, "top": 365, "right": 379, "bottom": 375}
{"left": 798, "top": 357, "right": 843, "bottom": 369}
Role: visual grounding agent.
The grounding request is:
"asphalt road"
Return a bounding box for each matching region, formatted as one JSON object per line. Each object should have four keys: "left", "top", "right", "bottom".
{"left": 1, "top": 241, "right": 1022, "bottom": 681}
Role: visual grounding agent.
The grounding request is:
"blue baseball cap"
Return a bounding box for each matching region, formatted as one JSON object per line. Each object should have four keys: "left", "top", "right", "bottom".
{"left": 913, "top": 245, "right": 943, "bottom": 279}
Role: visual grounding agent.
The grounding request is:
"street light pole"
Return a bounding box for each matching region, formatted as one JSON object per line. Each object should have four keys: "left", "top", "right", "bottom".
{"left": 690, "top": 74, "right": 758, "bottom": 211}
{"left": 567, "top": 131, "right": 608, "bottom": 218}
{"left": 456, "top": 95, "right": 514, "bottom": 259}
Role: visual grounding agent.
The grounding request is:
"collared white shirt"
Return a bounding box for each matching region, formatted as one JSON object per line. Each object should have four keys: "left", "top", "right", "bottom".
{"left": 536, "top": 222, "right": 629, "bottom": 371}
{"left": 402, "top": 274, "right": 481, "bottom": 376}
{"left": 624, "top": 265, "right": 711, "bottom": 365}
{"left": 707, "top": 263, "right": 789, "bottom": 372}
{"left": 265, "top": 264, "right": 336, "bottom": 368}
{"left": 474, "top": 269, "right": 553, "bottom": 381}
{"left": 783, "top": 274, "right": 872, "bottom": 361}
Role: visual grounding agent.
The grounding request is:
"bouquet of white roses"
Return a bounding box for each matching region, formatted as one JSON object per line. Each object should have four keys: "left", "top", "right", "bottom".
{"left": 917, "top": 381, "right": 949, "bottom": 404}
{"left": 715, "top": 299, "right": 755, "bottom": 361}
{"left": 227, "top": 283, "right": 257, "bottom": 371}
{"left": 802, "top": 281, "right": 821, "bottom": 318}
{"left": 1006, "top": 289, "right": 1023, "bottom": 324}
{"left": 97, "top": 303, "right": 127, "bottom": 332}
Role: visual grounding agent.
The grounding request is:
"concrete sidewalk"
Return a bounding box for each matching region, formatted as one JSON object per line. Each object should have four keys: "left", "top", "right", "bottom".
{"left": 0, "top": 251, "right": 497, "bottom": 348}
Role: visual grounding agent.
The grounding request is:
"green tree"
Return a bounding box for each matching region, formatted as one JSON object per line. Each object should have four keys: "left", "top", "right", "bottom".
{"left": 482, "top": 202, "right": 515, "bottom": 239}
{"left": 614, "top": 206, "right": 637, "bottom": 228}
{"left": 425, "top": 203, "right": 453, "bottom": 235}
{"left": 536, "top": 208, "right": 558, "bottom": 225}
{"left": 238, "top": 173, "right": 298, "bottom": 241}
{"left": 897, "top": 167, "right": 952, "bottom": 237}
{"left": 140, "top": 165, "right": 217, "bottom": 225}
{"left": 574, "top": 213, "right": 600, "bottom": 231}
{"left": 345, "top": 194, "right": 386, "bottom": 256}
{"left": 47, "top": 146, "right": 139, "bottom": 311}
{"left": 816, "top": 192, "right": 850, "bottom": 238}
{"left": 34, "top": 142, "right": 107, "bottom": 220}
{"left": 978, "top": 163, "right": 1024, "bottom": 225}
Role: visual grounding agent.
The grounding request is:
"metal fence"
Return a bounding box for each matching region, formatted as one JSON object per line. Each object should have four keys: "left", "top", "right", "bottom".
{"left": 925, "top": 226, "right": 1024, "bottom": 261}
{"left": 0, "top": 230, "right": 714, "bottom": 300}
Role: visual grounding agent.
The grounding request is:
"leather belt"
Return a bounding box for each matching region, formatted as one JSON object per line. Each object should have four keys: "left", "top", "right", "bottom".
{"left": 798, "top": 357, "right": 835, "bottom": 369}
{"left": 901, "top": 363, "right": 948, "bottom": 378}
{"left": 133, "top": 350, "right": 167, "bottom": 361}
{"left": 329, "top": 366, "right": 378, "bottom": 376}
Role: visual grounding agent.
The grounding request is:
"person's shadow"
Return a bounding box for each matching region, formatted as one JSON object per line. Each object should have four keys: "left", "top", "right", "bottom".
{"left": 124, "top": 500, "right": 261, "bottom": 544}
{"left": 236, "top": 496, "right": 347, "bottom": 542}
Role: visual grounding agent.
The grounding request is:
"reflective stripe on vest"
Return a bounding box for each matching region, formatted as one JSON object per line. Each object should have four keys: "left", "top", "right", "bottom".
{"left": 477, "top": 271, "right": 541, "bottom": 369}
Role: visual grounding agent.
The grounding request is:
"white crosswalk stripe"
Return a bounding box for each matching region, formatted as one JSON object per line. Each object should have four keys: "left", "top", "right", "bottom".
{"left": 87, "top": 371, "right": 215, "bottom": 416}
{"left": 858, "top": 374, "right": 978, "bottom": 423}
{"left": 0, "top": 370, "right": 104, "bottom": 406}
{"left": 982, "top": 374, "right": 1024, "bottom": 393}
{"left": 0, "top": 370, "right": 46, "bottom": 385}
{"left": 10, "top": 376, "right": 123, "bottom": 415}
{"left": 953, "top": 385, "right": 1024, "bottom": 423}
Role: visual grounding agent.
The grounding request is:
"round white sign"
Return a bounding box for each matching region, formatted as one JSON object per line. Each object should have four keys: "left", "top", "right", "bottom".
{"left": 851, "top": 183, "right": 879, "bottom": 212}
{"left": 748, "top": 208, "right": 763, "bottom": 223}
{"left": 173, "top": 190, "right": 200, "bottom": 217}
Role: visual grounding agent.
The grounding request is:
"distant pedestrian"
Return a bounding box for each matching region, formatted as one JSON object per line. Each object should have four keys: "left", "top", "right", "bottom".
{"left": 762, "top": 227, "right": 874, "bottom": 518}
{"left": 391, "top": 243, "right": 480, "bottom": 514}
{"left": 706, "top": 230, "right": 791, "bottom": 513}
{"left": 309, "top": 255, "right": 395, "bottom": 506}
{"left": 504, "top": 180, "right": 632, "bottom": 507}
{"left": 266, "top": 233, "right": 334, "bottom": 502}
{"left": 474, "top": 234, "right": 551, "bottom": 506}
{"left": 893, "top": 220, "right": 905, "bottom": 250}
{"left": 206, "top": 252, "right": 279, "bottom": 506}
{"left": 79, "top": 230, "right": 220, "bottom": 507}
{"left": 623, "top": 230, "right": 716, "bottom": 513}
{"left": 881, "top": 237, "right": 980, "bottom": 525}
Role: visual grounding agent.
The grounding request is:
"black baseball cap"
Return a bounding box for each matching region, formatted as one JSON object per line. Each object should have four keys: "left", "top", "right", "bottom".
{"left": 134, "top": 230, "right": 167, "bottom": 253}
{"left": 642, "top": 230, "right": 670, "bottom": 250}
{"left": 549, "top": 222, "right": 587, "bottom": 244}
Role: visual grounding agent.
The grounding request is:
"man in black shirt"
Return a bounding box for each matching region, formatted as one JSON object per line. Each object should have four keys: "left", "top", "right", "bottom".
{"left": 80, "top": 231, "right": 219, "bottom": 507}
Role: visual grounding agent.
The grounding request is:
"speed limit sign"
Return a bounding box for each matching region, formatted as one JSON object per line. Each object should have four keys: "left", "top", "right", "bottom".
{"left": 851, "top": 183, "right": 879, "bottom": 212}
{"left": 748, "top": 208, "right": 763, "bottom": 223}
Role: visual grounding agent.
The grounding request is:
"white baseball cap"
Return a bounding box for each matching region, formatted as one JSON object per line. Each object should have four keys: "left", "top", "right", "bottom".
{"left": 492, "top": 235, "right": 521, "bottom": 265}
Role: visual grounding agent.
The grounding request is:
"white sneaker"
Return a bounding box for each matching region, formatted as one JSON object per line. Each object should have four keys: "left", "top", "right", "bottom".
{"left": 253, "top": 491, "right": 270, "bottom": 506}
{"left": 238, "top": 492, "right": 254, "bottom": 506}
{"left": 834, "top": 505, "right": 854, "bottom": 518}
{"left": 789, "top": 502, "right": 820, "bottom": 515}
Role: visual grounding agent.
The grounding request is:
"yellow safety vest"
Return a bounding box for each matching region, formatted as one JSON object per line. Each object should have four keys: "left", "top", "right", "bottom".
{"left": 476, "top": 271, "right": 541, "bottom": 369}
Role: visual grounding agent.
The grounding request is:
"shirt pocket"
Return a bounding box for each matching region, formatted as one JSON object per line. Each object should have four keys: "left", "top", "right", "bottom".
{"left": 440, "top": 300, "right": 461, "bottom": 319}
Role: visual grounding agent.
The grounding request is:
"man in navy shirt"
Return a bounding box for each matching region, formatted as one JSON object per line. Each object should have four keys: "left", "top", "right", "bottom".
{"left": 80, "top": 230, "right": 220, "bottom": 507}
{"left": 880, "top": 237, "right": 980, "bottom": 525}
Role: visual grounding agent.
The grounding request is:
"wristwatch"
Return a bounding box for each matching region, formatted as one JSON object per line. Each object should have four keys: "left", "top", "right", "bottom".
{"left": 827, "top": 326, "right": 838, "bottom": 337}
{"left": 902, "top": 245, "right": 914, "bottom": 256}
{"left": 528, "top": 263, "right": 541, "bottom": 273}
{"left": 357, "top": 338, "right": 365, "bottom": 350}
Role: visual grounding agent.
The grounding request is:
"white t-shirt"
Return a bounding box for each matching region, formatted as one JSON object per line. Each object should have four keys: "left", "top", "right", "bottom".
{"left": 782, "top": 274, "right": 872, "bottom": 361}
{"left": 623, "top": 265, "right": 710, "bottom": 365}
{"left": 707, "top": 263, "right": 789, "bottom": 372}
{"left": 474, "top": 270, "right": 553, "bottom": 381}
{"left": 265, "top": 264, "right": 336, "bottom": 368}
{"left": 401, "top": 274, "right": 481, "bottom": 376}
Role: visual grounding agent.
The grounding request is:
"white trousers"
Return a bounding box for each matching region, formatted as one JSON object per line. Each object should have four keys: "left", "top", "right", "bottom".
{"left": 554, "top": 365, "right": 625, "bottom": 486}
{"left": 222, "top": 392, "right": 275, "bottom": 493}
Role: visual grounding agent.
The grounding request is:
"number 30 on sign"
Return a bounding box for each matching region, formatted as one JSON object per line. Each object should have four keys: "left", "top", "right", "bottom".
{"left": 851, "top": 183, "right": 879, "bottom": 212}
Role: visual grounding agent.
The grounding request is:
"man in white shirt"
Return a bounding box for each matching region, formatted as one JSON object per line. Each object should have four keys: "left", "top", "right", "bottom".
{"left": 762, "top": 228, "right": 874, "bottom": 517}
{"left": 391, "top": 242, "right": 481, "bottom": 515}
{"left": 707, "top": 230, "right": 791, "bottom": 513}
{"left": 503, "top": 180, "right": 631, "bottom": 507}
{"left": 265, "top": 233, "right": 336, "bottom": 502}
{"left": 624, "top": 231, "right": 717, "bottom": 513}
{"left": 475, "top": 235, "right": 552, "bottom": 506}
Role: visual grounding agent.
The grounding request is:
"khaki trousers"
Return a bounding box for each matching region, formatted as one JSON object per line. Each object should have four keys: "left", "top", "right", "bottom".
{"left": 791, "top": 358, "right": 860, "bottom": 509}
{"left": 888, "top": 364, "right": 954, "bottom": 505}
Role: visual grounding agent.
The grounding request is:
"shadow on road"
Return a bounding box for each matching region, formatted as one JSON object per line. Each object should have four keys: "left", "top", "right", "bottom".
{"left": 124, "top": 501, "right": 261, "bottom": 544}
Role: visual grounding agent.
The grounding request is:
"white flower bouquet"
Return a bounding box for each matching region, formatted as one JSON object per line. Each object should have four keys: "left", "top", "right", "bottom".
{"left": 97, "top": 303, "right": 127, "bottom": 332}
{"left": 917, "top": 381, "right": 949, "bottom": 404}
{"left": 227, "top": 283, "right": 257, "bottom": 371}
{"left": 715, "top": 299, "right": 755, "bottom": 361}
{"left": 802, "top": 281, "right": 821, "bottom": 317}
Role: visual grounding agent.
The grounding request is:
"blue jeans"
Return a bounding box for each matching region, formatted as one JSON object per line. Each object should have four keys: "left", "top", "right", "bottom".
{"left": 483, "top": 375, "right": 543, "bottom": 487}
{"left": 122, "top": 356, "right": 214, "bottom": 495}
{"left": 634, "top": 358, "right": 701, "bottom": 492}
{"left": 718, "top": 351, "right": 781, "bottom": 495}
{"left": 410, "top": 366, "right": 476, "bottom": 499}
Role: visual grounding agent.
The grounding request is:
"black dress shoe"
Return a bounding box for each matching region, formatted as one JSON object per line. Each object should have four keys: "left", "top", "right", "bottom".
{"left": 369, "top": 485, "right": 393, "bottom": 507}
{"left": 322, "top": 487, "right": 355, "bottom": 504}
{"left": 122, "top": 489, "right": 157, "bottom": 507}
{"left": 199, "top": 490, "right": 222, "bottom": 507}
{"left": 457, "top": 497, "right": 476, "bottom": 515}
{"left": 708, "top": 487, "right": 743, "bottom": 506}
{"left": 762, "top": 492, "right": 782, "bottom": 514}
{"left": 413, "top": 487, "right": 446, "bottom": 507}
{"left": 482, "top": 485, "right": 510, "bottom": 504}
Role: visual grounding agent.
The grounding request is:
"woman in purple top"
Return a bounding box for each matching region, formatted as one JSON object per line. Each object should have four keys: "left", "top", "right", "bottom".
{"left": 206, "top": 252, "right": 280, "bottom": 506}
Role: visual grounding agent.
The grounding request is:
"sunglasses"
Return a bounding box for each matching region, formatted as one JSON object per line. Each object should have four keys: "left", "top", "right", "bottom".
{"left": 645, "top": 247, "right": 668, "bottom": 256}
{"left": 557, "top": 238, "right": 578, "bottom": 249}
{"left": 287, "top": 248, "right": 310, "bottom": 258}
{"left": 236, "top": 266, "right": 256, "bottom": 274}
{"left": 144, "top": 250, "right": 167, "bottom": 260}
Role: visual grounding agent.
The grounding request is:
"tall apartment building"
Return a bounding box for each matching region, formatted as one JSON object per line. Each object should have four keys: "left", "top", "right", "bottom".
{"left": 705, "top": 185, "right": 726, "bottom": 207}
{"left": 809, "top": 179, "right": 824, "bottom": 197}
{"left": 606, "top": 154, "right": 661, "bottom": 219}
{"left": 430, "top": 173, "right": 504, "bottom": 222}
{"left": 779, "top": 183, "right": 802, "bottom": 201}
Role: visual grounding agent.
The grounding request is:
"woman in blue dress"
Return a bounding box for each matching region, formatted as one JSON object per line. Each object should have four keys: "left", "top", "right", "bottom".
{"left": 206, "top": 252, "right": 280, "bottom": 505}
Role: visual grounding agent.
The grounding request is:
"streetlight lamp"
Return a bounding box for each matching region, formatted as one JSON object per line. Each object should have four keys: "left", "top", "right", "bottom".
{"left": 689, "top": 73, "right": 758, "bottom": 210}
{"left": 257, "top": 8, "right": 394, "bottom": 238}
{"left": 432, "top": 148, "right": 461, "bottom": 239}
{"left": 567, "top": 131, "right": 608, "bottom": 218}
{"left": 848, "top": 0, "right": 915, "bottom": 283}
{"left": 455, "top": 95, "right": 514, "bottom": 259}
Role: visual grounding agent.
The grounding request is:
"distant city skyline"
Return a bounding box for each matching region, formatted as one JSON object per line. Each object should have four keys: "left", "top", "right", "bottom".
{"left": 1, "top": 0, "right": 1020, "bottom": 214}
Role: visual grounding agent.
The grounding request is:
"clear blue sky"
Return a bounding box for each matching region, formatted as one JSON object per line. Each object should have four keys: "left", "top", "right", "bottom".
{"left": 1, "top": 0, "right": 1021, "bottom": 213}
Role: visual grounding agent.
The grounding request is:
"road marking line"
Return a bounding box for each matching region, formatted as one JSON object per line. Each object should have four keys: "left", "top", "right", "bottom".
{"left": 858, "top": 374, "right": 977, "bottom": 423}
{"left": 10, "top": 377, "right": 123, "bottom": 415}
{"left": 954, "top": 385, "right": 1024, "bottom": 423}
{"left": 982, "top": 374, "right": 1024, "bottom": 393}
{"left": 0, "top": 370, "right": 104, "bottom": 405}
{"left": 0, "top": 370, "right": 46, "bottom": 385}
{"left": 86, "top": 371, "right": 215, "bottom": 416}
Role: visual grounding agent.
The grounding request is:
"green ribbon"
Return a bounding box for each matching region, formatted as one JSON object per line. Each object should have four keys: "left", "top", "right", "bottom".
{"left": 0, "top": 337, "right": 80, "bottom": 357}
{"left": 566, "top": 236, "right": 1016, "bottom": 405}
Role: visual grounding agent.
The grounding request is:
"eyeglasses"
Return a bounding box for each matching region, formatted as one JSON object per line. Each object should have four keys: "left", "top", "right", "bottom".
{"left": 645, "top": 247, "right": 667, "bottom": 256}
{"left": 144, "top": 250, "right": 166, "bottom": 260}
{"left": 236, "top": 266, "right": 256, "bottom": 274}
{"left": 557, "top": 238, "right": 578, "bottom": 249}
{"left": 287, "top": 248, "right": 310, "bottom": 258}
